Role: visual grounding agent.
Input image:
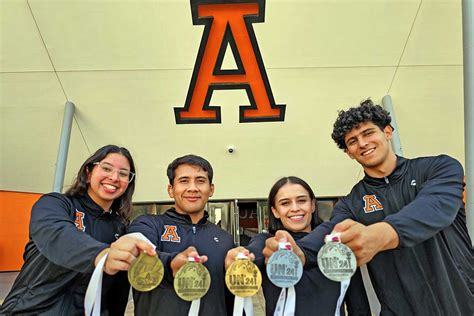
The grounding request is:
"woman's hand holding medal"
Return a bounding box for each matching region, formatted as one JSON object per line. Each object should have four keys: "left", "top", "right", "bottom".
{"left": 87, "top": 233, "right": 158, "bottom": 315}
{"left": 95, "top": 235, "right": 156, "bottom": 275}
{"left": 262, "top": 230, "right": 306, "bottom": 266}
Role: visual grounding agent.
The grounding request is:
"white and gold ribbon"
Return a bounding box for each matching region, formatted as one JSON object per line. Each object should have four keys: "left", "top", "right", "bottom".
{"left": 84, "top": 232, "right": 155, "bottom": 316}
{"left": 232, "top": 252, "right": 255, "bottom": 316}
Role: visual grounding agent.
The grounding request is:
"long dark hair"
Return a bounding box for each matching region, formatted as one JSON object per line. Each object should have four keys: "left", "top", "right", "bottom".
{"left": 65, "top": 145, "right": 136, "bottom": 220}
{"left": 267, "top": 176, "right": 320, "bottom": 234}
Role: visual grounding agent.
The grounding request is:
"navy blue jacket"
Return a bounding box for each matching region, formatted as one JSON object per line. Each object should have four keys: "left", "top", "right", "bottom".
{"left": 0, "top": 192, "right": 129, "bottom": 316}
{"left": 298, "top": 155, "right": 474, "bottom": 315}
{"left": 128, "top": 208, "right": 235, "bottom": 316}
{"left": 247, "top": 232, "right": 370, "bottom": 316}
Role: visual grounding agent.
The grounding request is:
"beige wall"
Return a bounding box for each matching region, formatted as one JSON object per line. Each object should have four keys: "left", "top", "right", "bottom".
{"left": 0, "top": 0, "right": 464, "bottom": 201}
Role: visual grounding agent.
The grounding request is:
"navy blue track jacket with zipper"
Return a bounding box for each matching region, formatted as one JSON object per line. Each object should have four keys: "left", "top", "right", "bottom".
{"left": 297, "top": 155, "right": 474, "bottom": 315}
{"left": 128, "top": 208, "right": 235, "bottom": 316}
{"left": 0, "top": 192, "right": 129, "bottom": 315}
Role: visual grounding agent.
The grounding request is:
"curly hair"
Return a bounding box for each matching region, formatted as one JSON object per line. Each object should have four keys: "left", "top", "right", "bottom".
{"left": 331, "top": 99, "right": 392, "bottom": 150}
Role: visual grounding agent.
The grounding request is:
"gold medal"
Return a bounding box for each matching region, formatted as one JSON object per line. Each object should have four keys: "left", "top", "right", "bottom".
{"left": 128, "top": 252, "right": 164, "bottom": 292}
{"left": 225, "top": 256, "right": 261, "bottom": 297}
{"left": 174, "top": 259, "right": 211, "bottom": 301}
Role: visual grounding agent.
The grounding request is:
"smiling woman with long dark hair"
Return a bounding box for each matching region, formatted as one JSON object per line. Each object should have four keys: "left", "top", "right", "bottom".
{"left": 0, "top": 145, "right": 154, "bottom": 316}
{"left": 225, "top": 176, "right": 370, "bottom": 315}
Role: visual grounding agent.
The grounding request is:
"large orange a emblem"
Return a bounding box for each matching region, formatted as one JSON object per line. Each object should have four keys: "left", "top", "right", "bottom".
{"left": 363, "top": 195, "right": 384, "bottom": 213}
{"left": 161, "top": 225, "right": 181, "bottom": 242}
{"left": 174, "top": 0, "right": 285, "bottom": 123}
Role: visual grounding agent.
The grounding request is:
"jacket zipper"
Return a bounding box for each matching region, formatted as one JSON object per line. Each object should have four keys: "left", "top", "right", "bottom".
{"left": 384, "top": 176, "right": 402, "bottom": 211}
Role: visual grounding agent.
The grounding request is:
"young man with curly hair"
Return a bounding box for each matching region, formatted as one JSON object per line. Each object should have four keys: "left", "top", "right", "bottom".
{"left": 263, "top": 99, "right": 474, "bottom": 315}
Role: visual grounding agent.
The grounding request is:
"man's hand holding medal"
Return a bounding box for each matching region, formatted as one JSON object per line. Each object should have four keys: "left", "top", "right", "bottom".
{"left": 332, "top": 219, "right": 399, "bottom": 266}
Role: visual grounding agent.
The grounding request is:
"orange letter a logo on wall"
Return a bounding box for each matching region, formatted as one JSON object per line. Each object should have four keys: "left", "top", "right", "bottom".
{"left": 174, "top": 0, "right": 285, "bottom": 123}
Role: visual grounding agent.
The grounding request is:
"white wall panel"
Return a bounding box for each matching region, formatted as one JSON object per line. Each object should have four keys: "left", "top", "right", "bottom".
{"left": 27, "top": 0, "right": 198, "bottom": 71}
{"left": 401, "top": 0, "right": 462, "bottom": 65}
{"left": 0, "top": 0, "right": 53, "bottom": 72}
{"left": 0, "top": 72, "right": 88, "bottom": 192}
{"left": 257, "top": 0, "right": 419, "bottom": 67}
{"left": 388, "top": 65, "right": 464, "bottom": 163}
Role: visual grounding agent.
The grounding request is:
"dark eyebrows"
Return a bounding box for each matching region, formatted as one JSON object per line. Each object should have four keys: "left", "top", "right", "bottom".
{"left": 176, "top": 176, "right": 208, "bottom": 181}
{"left": 196, "top": 176, "right": 209, "bottom": 182}
{"left": 363, "top": 127, "right": 376, "bottom": 133}
{"left": 345, "top": 135, "right": 357, "bottom": 144}
{"left": 101, "top": 161, "right": 130, "bottom": 172}
{"left": 345, "top": 127, "right": 376, "bottom": 144}
{"left": 277, "top": 195, "right": 309, "bottom": 203}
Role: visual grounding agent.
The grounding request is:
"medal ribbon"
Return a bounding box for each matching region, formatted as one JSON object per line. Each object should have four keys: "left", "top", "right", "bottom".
{"left": 324, "top": 233, "right": 351, "bottom": 316}
{"left": 187, "top": 256, "right": 202, "bottom": 316}
{"left": 84, "top": 232, "right": 155, "bottom": 316}
{"left": 233, "top": 295, "right": 254, "bottom": 316}
{"left": 84, "top": 253, "right": 107, "bottom": 316}
{"left": 273, "top": 242, "right": 297, "bottom": 316}
{"left": 232, "top": 252, "right": 255, "bottom": 316}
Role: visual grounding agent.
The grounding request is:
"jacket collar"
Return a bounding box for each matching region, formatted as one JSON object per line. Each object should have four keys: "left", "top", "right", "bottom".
{"left": 288, "top": 230, "right": 308, "bottom": 241}
{"left": 363, "top": 155, "right": 408, "bottom": 186}
{"left": 165, "top": 207, "right": 209, "bottom": 225}
{"left": 78, "top": 193, "right": 115, "bottom": 218}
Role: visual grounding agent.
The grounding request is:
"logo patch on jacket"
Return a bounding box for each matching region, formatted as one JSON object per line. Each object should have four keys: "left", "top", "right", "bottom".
{"left": 74, "top": 210, "right": 86, "bottom": 232}
{"left": 161, "top": 225, "right": 181, "bottom": 242}
{"left": 362, "top": 195, "right": 383, "bottom": 213}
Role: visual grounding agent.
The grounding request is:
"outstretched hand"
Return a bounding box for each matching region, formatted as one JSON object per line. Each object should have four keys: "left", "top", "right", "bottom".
{"left": 96, "top": 234, "right": 156, "bottom": 275}
{"left": 262, "top": 230, "right": 306, "bottom": 266}
{"left": 224, "top": 246, "right": 255, "bottom": 270}
{"left": 170, "top": 246, "right": 208, "bottom": 277}
{"left": 333, "top": 219, "right": 399, "bottom": 265}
